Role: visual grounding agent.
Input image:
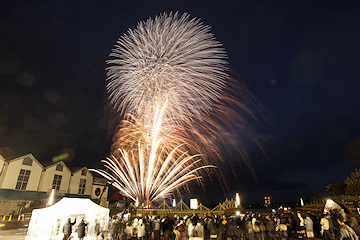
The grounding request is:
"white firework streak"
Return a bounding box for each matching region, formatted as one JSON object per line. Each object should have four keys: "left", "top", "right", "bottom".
{"left": 90, "top": 140, "right": 216, "bottom": 202}
{"left": 97, "top": 12, "right": 228, "bottom": 204}
{"left": 106, "top": 12, "right": 228, "bottom": 125}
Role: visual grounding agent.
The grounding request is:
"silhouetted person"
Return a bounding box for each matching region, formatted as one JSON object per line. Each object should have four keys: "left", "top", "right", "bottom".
{"left": 63, "top": 218, "right": 76, "bottom": 240}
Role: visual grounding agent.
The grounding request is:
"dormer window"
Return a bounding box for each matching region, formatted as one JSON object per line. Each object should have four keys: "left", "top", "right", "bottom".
{"left": 22, "top": 157, "right": 33, "bottom": 166}
{"left": 56, "top": 164, "right": 63, "bottom": 171}
{"left": 81, "top": 169, "right": 87, "bottom": 176}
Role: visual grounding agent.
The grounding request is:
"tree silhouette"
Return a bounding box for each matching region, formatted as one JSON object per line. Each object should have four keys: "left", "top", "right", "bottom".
{"left": 345, "top": 169, "right": 360, "bottom": 196}
{"left": 326, "top": 181, "right": 346, "bottom": 196}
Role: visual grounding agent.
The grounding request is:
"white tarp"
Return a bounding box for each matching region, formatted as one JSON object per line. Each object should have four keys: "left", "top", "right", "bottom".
{"left": 324, "top": 199, "right": 342, "bottom": 214}
{"left": 25, "top": 197, "right": 109, "bottom": 240}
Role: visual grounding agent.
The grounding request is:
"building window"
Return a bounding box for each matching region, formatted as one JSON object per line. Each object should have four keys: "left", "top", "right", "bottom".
{"left": 15, "top": 169, "right": 31, "bottom": 190}
{"left": 78, "top": 179, "right": 86, "bottom": 195}
{"left": 52, "top": 175, "right": 62, "bottom": 190}
{"left": 22, "top": 157, "right": 33, "bottom": 166}
{"left": 81, "top": 169, "right": 87, "bottom": 176}
{"left": 56, "top": 164, "right": 63, "bottom": 171}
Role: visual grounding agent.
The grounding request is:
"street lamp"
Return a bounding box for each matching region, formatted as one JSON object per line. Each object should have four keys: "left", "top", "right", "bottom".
{"left": 48, "top": 189, "right": 55, "bottom": 206}
{"left": 235, "top": 193, "right": 240, "bottom": 208}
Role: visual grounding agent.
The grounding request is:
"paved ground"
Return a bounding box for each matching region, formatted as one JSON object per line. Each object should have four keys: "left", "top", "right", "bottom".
{"left": 0, "top": 215, "right": 29, "bottom": 239}
{"left": 0, "top": 229, "right": 27, "bottom": 239}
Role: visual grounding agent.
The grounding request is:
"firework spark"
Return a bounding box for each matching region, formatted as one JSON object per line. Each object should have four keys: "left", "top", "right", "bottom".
{"left": 107, "top": 77, "right": 267, "bottom": 194}
{"left": 91, "top": 140, "right": 215, "bottom": 202}
{"left": 95, "top": 12, "right": 230, "bottom": 204}
{"left": 96, "top": 12, "right": 264, "bottom": 204}
{"left": 106, "top": 12, "right": 228, "bottom": 125}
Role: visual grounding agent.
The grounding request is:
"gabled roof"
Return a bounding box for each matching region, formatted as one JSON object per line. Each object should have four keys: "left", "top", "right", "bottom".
{"left": 42, "top": 162, "right": 54, "bottom": 168}
{"left": 43, "top": 160, "right": 72, "bottom": 173}
{"left": 72, "top": 166, "right": 93, "bottom": 178}
{"left": 109, "top": 191, "right": 125, "bottom": 201}
{"left": 71, "top": 166, "right": 82, "bottom": 172}
{"left": 9, "top": 153, "right": 43, "bottom": 168}
{"left": 2, "top": 153, "right": 99, "bottom": 178}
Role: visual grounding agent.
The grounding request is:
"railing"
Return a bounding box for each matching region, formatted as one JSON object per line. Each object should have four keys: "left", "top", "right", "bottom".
{"left": 46, "top": 189, "right": 66, "bottom": 196}
{"left": 135, "top": 208, "right": 226, "bottom": 217}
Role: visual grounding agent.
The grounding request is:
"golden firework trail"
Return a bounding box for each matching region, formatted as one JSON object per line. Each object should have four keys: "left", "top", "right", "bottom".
{"left": 91, "top": 139, "right": 215, "bottom": 202}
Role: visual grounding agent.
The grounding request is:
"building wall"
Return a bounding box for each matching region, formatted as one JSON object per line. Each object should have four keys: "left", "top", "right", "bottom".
{"left": 68, "top": 168, "right": 93, "bottom": 196}
{"left": 90, "top": 178, "right": 109, "bottom": 206}
{"left": 91, "top": 184, "right": 109, "bottom": 199}
{"left": 37, "top": 162, "right": 71, "bottom": 194}
{"left": 0, "top": 199, "right": 33, "bottom": 215}
{"left": 0, "top": 155, "right": 110, "bottom": 214}
{"left": 0, "top": 155, "right": 42, "bottom": 192}
{"left": 0, "top": 157, "right": 7, "bottom": 187}
{"left": 0, "top": 155, "right": 5, "bottom": 175}
{"left": 91, "top": 178, "right": 108, "bottom": 199}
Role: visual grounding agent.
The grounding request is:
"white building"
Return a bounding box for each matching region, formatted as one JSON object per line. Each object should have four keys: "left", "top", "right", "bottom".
{"left": 68, "top": 167, "right": 93, "bottom": 197}
{"left": 38, "top": 161, "right": 72, "bottom": 197}
{"left": 0, "top": 154, "right": 43, "bottom": 200}
{"left": 91, "top": 177, "right": 109, "bottom": 206}
{"left": 0, "top": 154, "right": 109, "bottom": 215}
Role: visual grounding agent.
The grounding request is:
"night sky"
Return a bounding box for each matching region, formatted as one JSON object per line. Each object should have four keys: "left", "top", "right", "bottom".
{"left": 1, "top": 1, "right": 360, "bottom": 206}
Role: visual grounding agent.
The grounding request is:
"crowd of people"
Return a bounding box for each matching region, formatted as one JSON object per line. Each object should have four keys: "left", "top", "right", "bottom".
{"left": 99, "top": 208, "right": 360, "bottom": 240}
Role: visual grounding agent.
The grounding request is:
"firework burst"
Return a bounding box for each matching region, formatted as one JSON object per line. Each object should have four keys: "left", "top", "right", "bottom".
{"left": 106, "top": 12, "right": 228, "bottom": 125}
{"left": 107, "top": 76, "right": 267, "bottom": 194}
{"left": 91, "top": 140, "right": 215, "bottom": 203}
{"left": 95, "top": 12, "right": 262, "bottom": 204}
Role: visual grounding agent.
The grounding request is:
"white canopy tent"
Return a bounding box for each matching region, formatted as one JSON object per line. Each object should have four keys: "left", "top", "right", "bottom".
{"left": 324, "top": 199, "right": 342, "bottom": 214}
{"left": 25, "top": 197, "right": 109, "bottom": 240}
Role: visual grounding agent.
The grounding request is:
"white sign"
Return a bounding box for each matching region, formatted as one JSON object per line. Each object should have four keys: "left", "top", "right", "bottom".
{"left": 190, "top": 198, "right": 198, "bottom": 210}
